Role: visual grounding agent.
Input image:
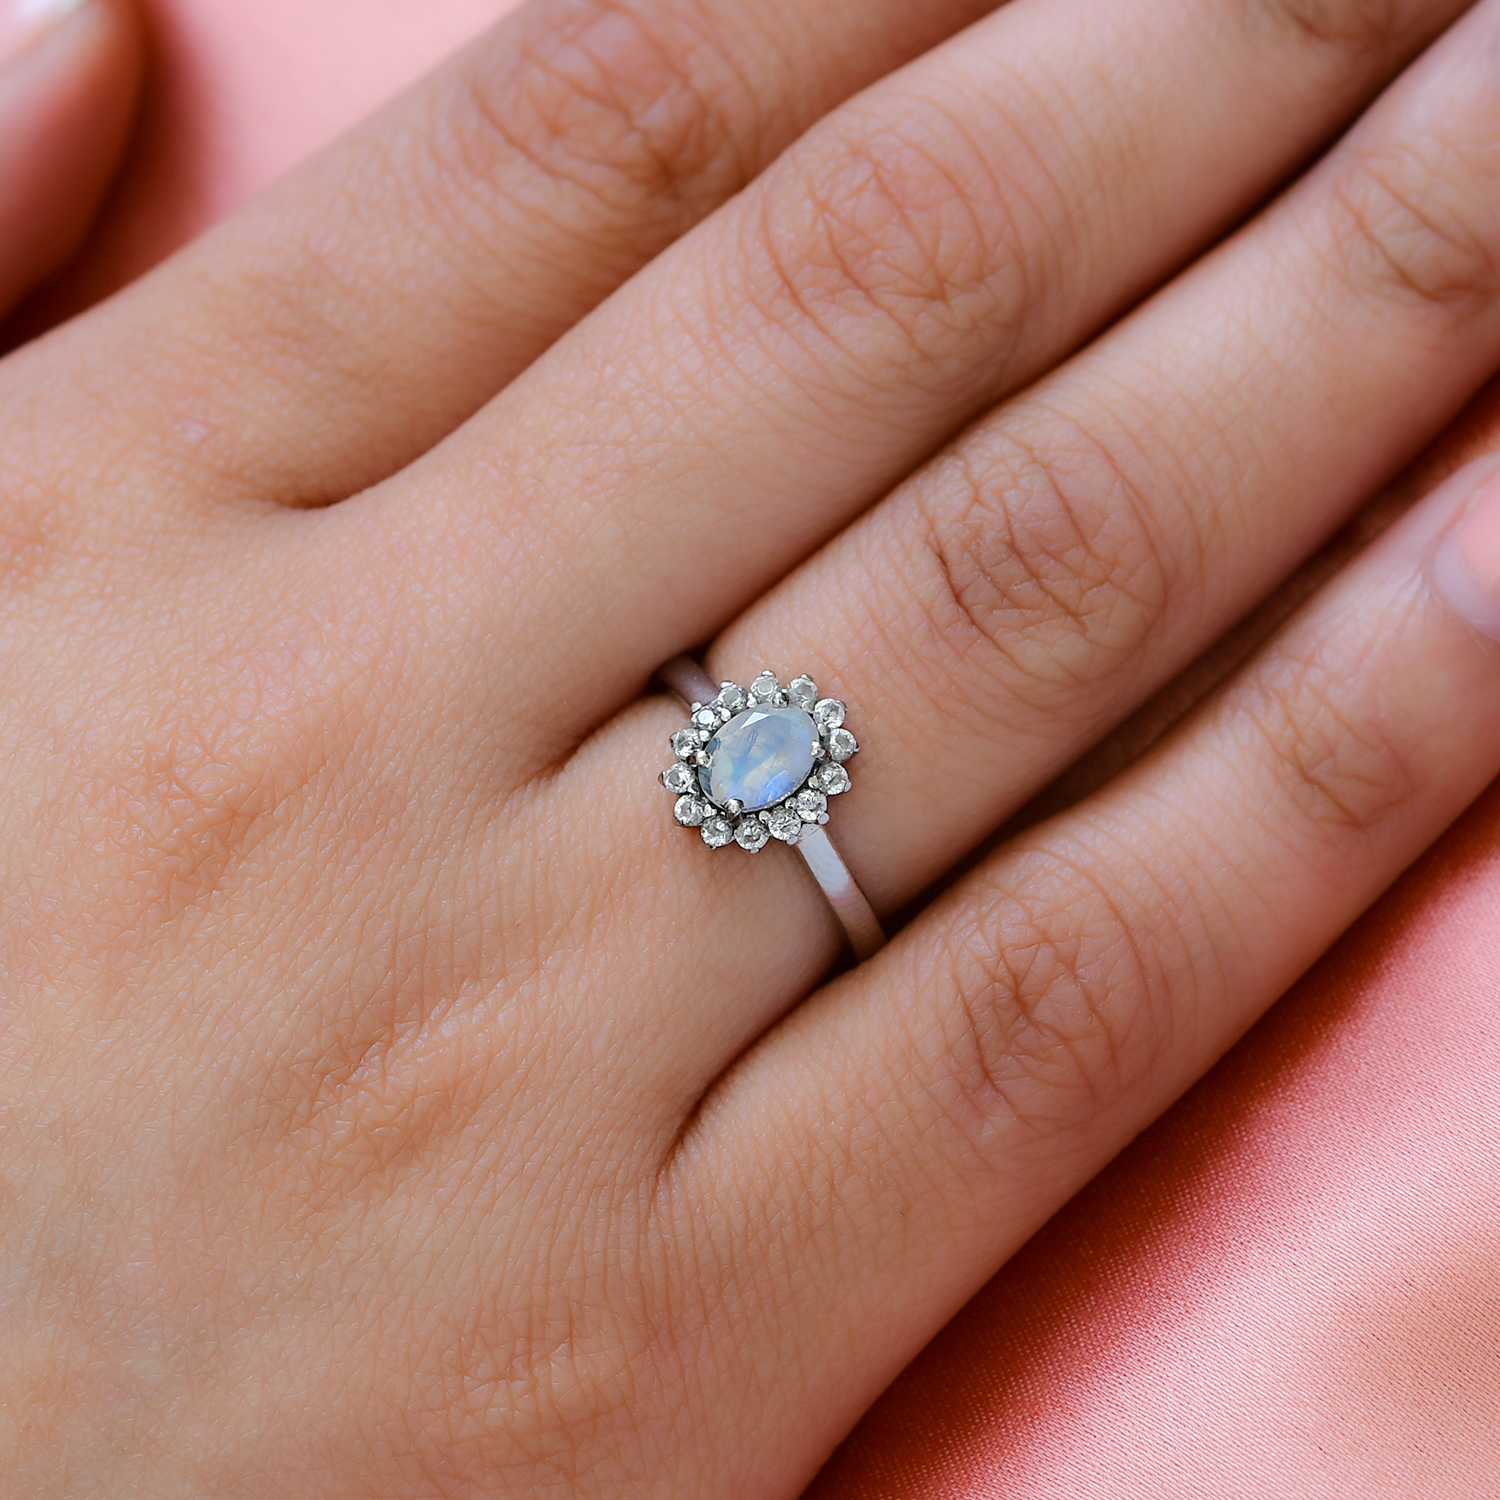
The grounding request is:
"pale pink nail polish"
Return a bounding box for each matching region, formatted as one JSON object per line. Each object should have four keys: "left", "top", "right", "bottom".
{"left": 0, "top": 0, "right": 87, "bottom": 72}
{"left": 1434, "top": 469, "right": 1500, "bottom": 641}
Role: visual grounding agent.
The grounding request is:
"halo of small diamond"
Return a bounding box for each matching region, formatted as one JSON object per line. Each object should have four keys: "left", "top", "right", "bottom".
{"left": 659, "top": 671, "right": 860, "bottom": 853}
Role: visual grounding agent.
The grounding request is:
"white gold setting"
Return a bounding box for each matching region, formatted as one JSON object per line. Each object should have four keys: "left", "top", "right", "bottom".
{"left": 658, "top": 671, "right": 860, "bottom": 853}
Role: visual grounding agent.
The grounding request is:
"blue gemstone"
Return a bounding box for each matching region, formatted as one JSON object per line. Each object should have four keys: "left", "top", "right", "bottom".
{"left": 699, "top": 706, "right": 818, "bottom": 813}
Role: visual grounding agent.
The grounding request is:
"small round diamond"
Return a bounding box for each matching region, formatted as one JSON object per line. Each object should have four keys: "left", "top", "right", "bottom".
{"left": 702, "top": 815, "right": 735, "bottom": 848}
{"left": 764, "top": 803, "right": 802, "bottom": 842}
{"left": 716, "top": 682, "right": 748, "bottom": 713}
{"left": 827, "top": 727, "right": 858, "bottom": 762}
{"left": 813, "top": 762, "right": 851, "bottom": 795}
{"left": 787, "top": 675, "right": 818, "bottom": 709}
{"left": 693, "top": 705, "right": 721, "bottom": 731}
{"left": 661, "top": 762, "right": 695, "bottom": 794}
{"left": 749, "top": 672, "right": 780, "bottom": 704}
{"left": 674, "top": 795, "right": 707, "bottom": 826}
{"left": 672, "top": 729, "right": 699, "bottom": 759}
{"left": 813, "top": 698, "right": 846, "bottom": 731}
{"left": 735, "top": 819, "right": 770, "bottom": 852}
{"left": 795, "top": 789, "right": 828, "bottom": 822}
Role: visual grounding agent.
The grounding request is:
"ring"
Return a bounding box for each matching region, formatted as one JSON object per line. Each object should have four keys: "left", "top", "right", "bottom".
{"left": 656, "top": 657, "right": 887, "bottom": 963}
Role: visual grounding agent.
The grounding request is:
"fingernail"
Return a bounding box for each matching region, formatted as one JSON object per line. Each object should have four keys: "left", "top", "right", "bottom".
{"left": 1434, "top": 465, "right": 1500, "bottom": 641}
{"left": 0, "top": 0, "right": 88, "bottom": 72}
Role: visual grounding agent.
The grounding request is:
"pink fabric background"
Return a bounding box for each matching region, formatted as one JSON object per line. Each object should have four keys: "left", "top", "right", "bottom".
{"left": 43, "top": 2, "right": 1500, "bottom": 1493}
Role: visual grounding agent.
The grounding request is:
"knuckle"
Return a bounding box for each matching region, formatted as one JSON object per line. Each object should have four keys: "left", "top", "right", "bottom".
{"left": 0, "top": 420, "right": 73, "bottom": 593}
{"left": 441, "top": 0, "right": 753, "bottom": 230}
{"left": 1327, "top": 137, "right": 1500, "bottom": 313}
{"left": 0, "top": 493, "right": 58, "bottom": 593}
{"left": 915, "top": 418, "right": 1180, "bottom": 719}
{"left": 1257, "top": 0, "right": 1403, "bottom": 51}
{"left": 758, "top": 102, "right": 1026, "bottom": 370}
{"left": 22, "top": 600, "right": 381, "bottom": 948}
{"left": 89, "top": 729, "right": 282, "bottom": 930}
{"left": 940, "top": 850, "right": 1166, "bottom": 1146}
{"left": 1248, "top": 641, "right": 1424, "bottom": 841}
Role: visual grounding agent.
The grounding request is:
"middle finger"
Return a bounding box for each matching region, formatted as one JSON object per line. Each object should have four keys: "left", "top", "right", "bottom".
{"left": 373, "top": 0, "right": 1469, "bottom": 761}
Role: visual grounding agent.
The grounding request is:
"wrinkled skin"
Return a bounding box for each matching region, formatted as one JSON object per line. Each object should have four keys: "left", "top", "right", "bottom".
{"left": 5, "top": 0, "right": 1500, "bottom": 1494}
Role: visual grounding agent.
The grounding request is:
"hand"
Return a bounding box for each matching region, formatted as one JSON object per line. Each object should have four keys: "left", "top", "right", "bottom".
{"left": 5, "top": 0, "right": 1500, "bottom": 1493}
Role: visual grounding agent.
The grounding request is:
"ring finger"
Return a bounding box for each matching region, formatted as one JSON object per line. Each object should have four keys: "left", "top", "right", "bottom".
{"left": 714, "top": 0, "right": 1500, "bottom": 907}
{"left": 669, "top": 445, "right": 1500, "bottom": 1500}
{"left": 552, "top": 0, "right": 1500, "bottom": 1094}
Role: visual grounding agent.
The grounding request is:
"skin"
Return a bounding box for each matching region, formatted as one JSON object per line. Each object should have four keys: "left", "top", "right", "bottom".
{"left": 4, "top": 0, "right": 1500, "bottom": 1494}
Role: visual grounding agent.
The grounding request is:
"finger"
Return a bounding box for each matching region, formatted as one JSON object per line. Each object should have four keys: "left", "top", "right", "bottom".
{"left": 4, "top": 0, "right": 999, "bottom": 507}
{"left": 0, "top": 0, "right": 139, "bottom": 316}
{"left": 695, "top": 0, "right": 1500, "bottom": 910}
{"left": 391, "top": 0, "right": 1473, "bottom": 752}
{"left": 665, "top": 455, "right": 1500, "bottom": 1496}
{"left": 498, "top": 0, "right": 1500, "bottom": 1113}
{"left": 456, "top": 0, "right": 1500, "bottom": 1134}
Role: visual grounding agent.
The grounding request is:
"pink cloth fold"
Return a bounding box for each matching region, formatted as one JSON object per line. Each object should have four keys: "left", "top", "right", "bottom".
{"left": 35, "top": 4, "right": 1500, "bottom": 1494}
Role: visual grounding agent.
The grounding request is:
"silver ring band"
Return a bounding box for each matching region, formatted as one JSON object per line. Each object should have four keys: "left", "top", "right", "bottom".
{"left": 657, "top": 656, "right": 886, "bottom": 963}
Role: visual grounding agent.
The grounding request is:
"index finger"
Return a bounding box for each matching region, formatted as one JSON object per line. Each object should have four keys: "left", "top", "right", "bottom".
{"left": 1, "top": 0, "right": 1000, "bottom": 509}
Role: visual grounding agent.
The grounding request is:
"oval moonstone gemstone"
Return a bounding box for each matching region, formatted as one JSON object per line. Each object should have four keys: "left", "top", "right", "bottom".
{"left": 699, "top": 706, "right": 818, "bottom": 813}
